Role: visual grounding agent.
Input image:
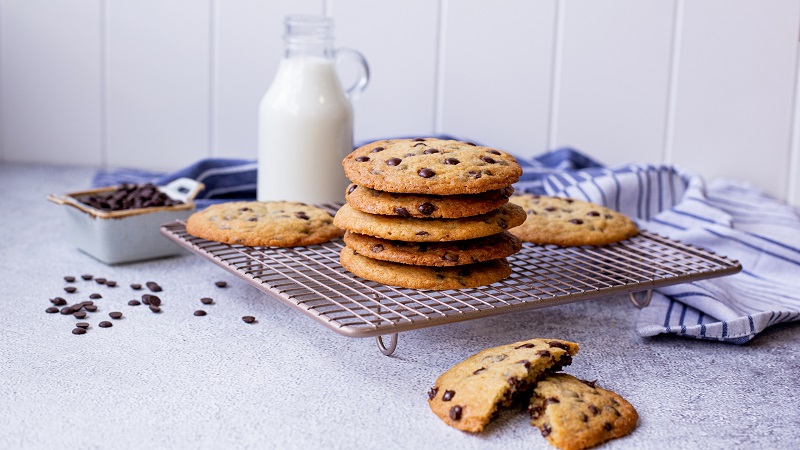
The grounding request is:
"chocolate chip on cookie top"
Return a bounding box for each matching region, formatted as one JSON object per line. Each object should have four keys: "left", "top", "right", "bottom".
{"left": 342, "top": 138, "right": 522, "bottom": 195}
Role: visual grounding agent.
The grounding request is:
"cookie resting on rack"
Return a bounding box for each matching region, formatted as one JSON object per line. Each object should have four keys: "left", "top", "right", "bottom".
{"left": 185, "top": 201, "right": 343, "bottom": 247}
{"left": 529, "top": 373, "right": 638, "bottom": 450}
{"left": 508, "top": 194, "right": 638, "bottom": 246}
{"left": 427, "top": 338, "right": 579, "bottom": 433}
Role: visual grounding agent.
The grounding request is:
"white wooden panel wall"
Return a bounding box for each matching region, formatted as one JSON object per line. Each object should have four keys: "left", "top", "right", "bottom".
{"left": 2, "top": 0, "right": 800, "bottom": 205}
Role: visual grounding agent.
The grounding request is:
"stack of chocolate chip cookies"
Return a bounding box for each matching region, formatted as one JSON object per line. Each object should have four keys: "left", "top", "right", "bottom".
{"left": 334, "top": 138, "right": 527, "bottom": 290}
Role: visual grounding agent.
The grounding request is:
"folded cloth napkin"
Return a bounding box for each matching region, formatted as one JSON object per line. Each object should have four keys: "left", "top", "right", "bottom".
{"left": 93, "top": 146, "right": 800, "bottom": 343}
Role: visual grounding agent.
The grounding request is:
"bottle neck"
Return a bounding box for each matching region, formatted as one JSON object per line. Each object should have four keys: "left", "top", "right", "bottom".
{"left": 284, "top": 41, "right": 335, "bottom": 60}
{"left": 282, "top": 15, "right": 335, "bottom": 60}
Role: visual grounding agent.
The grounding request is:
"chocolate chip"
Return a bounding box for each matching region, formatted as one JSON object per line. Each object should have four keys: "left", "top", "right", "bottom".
{"left": 98, "top": 321, "right": 113, "bottom": 328}
{"left": 473, "top": 368, "right": 486, "bottom": 375}
{"left": 72, "top": 328, "right": 86, "bottom": 335}
{"left": 194, "top": 310, "right": 207, "bottom": 316}
{"left": 146, "top": 281, "right": 162, "bottom": 292}
{"left": 589, "top": 405, "right": 600, "bottom": 415}
{"left": 488, "top": 149, "right": 501, "bottom": 155}
{"left": 75, "top": 322, "right": 89, "bottom": 329}
{"left": 416, "top": 231, "right": 429, "bottom": 236}
{"left": 60, "top": 307, "right": 75, "bottom": 315}
{"left": 371, "top": 244, "right": 384, "bottom": 253}
{"left": 95, "top": 278, "right": 106, "bottom": 285}
{"left": 507, "top": 377, "right": 517, "bottom": 386}
{"left": 457, "top": 269, "right": 471, "bottom": 277}
{"left": 85, "top": 305, "right": 97, "bottom": 312}
{"left": 580, "top": 379, "right": 598, "bottom": 388}
{"left": 106, "top": 281, "right": 117, "bottom": 287}
{"left": 428, "top": 387, "right": 439, "bottom": 400}
{"left": 242, "top": 315, "right": 256, "bottom": 323}
{"left": 148, "top": 296, "right": 162, "bottom": 307}
{"left": 370, "top": 146, "right": 384, "bottom": 153}
{"left": 200, "top": 297, "right": 213, "bottom": 305}
{"left": 545, "top": 397, "right": 560, "bottom": 405}
{"left": 412, "top": 138, "right": 426, "bottom": 141}
{"left": 442, "top": 390, "right": 455, "bottom": 401}
{"left": 444, "top": 158, "right": 459, "bottom": 165}
{"left": 541, "top": 423, "right": 552, "bottom": 437}
{"left": 565, "top": 199, "right": 574, "bottom": 204}
{"left": 467, "top": 171, "right": 482, "bottom": 179}
{"left": 569, "top": 219, "right": 584, "bottom": 225}
{"left": 295, "top": 212, "right": 310, "bottom": 220}
{"left": 423, "top": 148, "right": 439, "bottom": 154}
{"left": 418, "top": 203, "right": 434, "bottom": 215}
{"left": 81, "top": 274, "right": 93, "bottom": 281}
{"left": 355, "top": 156, "right": 370, "bottom": 162}
{"left": 149, "top": 305, "right": 161, "bottom": 313}
{"left": 73, "top": 311, "right": 87, "bottom": 319}
{"left": 45, "top": 307, "right": 59, "bottom": 314}
{"left": 347, "top": 185, "right": 357, "bottom": 195}
{"left": 515, "top": 343, "right": 536, "bottom": 349}
{"left": 394, "top": 207, "right": 410, "bottom": 217}
{"left": 385, "top": 157, "right": 402, "bottom": 166}
{"left": 109, "top": 311, "right": 123, "bottom": 320}
{"left": 516, "top": 359, "right": 531, "bottom": 368}
{"left": 529, "top": 405, "right": 543, "bottom": 419}
{"left": 536, "top": 350, "right": 551, "bottom": 357}
{"left": 480, "top": 156, "right": 496, "bottom": 164}
{"left": 417, "top": 168, "right": 435, "bottom": 178}
{"left": 604, "top": 422, "right": 613, "bottom": 432}
{"left": 89, "top": 293, "right": 102, "bottom": 299}
{"left": 587, "top": 211, "right": 600, "bottom": 217}
{"left": 548, "top": 341, "right": 569, "bottom": 350}
{"left": 141, "top": 294, "right": 151, "bottom": 305}
{"left": 449, "top": 406, "right": 462, "bottom": 421}
{"left": 215, "top": 281, "right": 227, "bottom": 288}
{"left": 442, "top": 253, "right": 459, "bottom": 262}
{"left": 465, "top": 142, "right": 477, "bottom": 146}
{"left": 64, "top": 287, "right": 77, "bottom": 294}
{"left": 64, "top": 276, "right": 76, "bottom": 282}
{"left": 51, "top": 297, "right": 67, "bottom": 306}
{"left": 130, "top": 283, "right": 142, "bottom": 290}
{"left": 128, "top": 300, "right": 141, "bottom": 306}
{"left": 544, "top": 206, "right": 557, "bottom": 212}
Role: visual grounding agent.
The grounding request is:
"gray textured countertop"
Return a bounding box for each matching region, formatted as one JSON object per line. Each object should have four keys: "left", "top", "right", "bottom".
{"left": 1, "top": 162, "right": 798, "bottom": 450}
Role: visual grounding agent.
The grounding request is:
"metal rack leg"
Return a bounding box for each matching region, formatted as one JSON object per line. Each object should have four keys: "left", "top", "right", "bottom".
{"left": 629, "top": 289, "right": 653, "bottom": 308}
{"left": 376, "top": 333, "right": 398, "bottom": 356}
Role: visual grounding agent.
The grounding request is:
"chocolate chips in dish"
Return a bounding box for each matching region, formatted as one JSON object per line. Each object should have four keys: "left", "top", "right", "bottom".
{"left": 80, "top": 183, "right": 184, "bottom": 212}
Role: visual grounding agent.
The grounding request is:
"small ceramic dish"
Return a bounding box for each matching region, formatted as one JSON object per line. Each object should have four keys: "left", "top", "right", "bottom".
{"left": 48, "top": 178, "right": 204, "bottom": 264}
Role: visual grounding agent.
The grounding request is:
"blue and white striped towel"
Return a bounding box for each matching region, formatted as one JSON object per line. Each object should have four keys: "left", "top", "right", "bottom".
{"left": 93, "top": 147, "right": 800, "bottom": 343}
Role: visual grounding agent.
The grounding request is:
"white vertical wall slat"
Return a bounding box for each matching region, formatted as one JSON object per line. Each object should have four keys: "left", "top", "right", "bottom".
{"left": 213, "top": 0, "right": 322, "bottom": 159}
{"left": 789, "top": 45, "right": 800, "bottom": 206}
{"left": 440, "top": 0, "right": 558, "bottom": 157}
{"left": 669, "top": 0, "right": 800, "bottom": 200}
{"left": 105, "top": 0, "right": 211, "bottom": 170}
{"left": 332, "top": 0, "right": 440, "bottom": 143}
{"left": 0, "top": 0, "right": 103, "bottom": 165}
{"left": 553, "top": 0, "right": 676, "bottom": 167}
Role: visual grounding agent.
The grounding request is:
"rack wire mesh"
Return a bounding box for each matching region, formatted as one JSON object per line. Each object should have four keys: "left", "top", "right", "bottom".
{"left": 161, "top": 204, "right": 741, "bottom": 344}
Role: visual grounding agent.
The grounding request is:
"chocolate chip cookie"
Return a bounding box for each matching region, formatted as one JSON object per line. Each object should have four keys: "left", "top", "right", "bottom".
{"left": 508, "top": 194, "right": 638, "bottom": 246}
{"left": 343, "top": 231, "right": 521, "bottom": 266}
{"left": 339, "top": 247, "right": 511, "bottom": 290}
{"left": 333, "top": 203, "right": 527, "bottom": 242}
{"left": 186, "top": 201, "right": 343, "bottom": 247}
{"left": 428, "top": 338, "right": 579, "bottom": 433}
{"left": 342, "top": 138, "right": 522, "bottom": 195}
{"left": 529, "top": 374, "right": 638, "bottom": 450}
{"left": 345, "top": 183, "right": 514, "bottom": 219}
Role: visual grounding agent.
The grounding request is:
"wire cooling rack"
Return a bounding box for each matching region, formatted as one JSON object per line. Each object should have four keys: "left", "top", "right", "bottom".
{"left": 161, "top": 205, "right": 740, "bottom": 355}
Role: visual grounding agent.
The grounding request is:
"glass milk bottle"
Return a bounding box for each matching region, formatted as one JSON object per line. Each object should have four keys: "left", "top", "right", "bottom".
{"left": 258, "top": 15, "right": 369, "bottom": 204}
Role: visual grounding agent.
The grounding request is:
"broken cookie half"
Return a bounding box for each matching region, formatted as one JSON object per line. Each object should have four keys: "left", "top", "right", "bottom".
{"left": 427, "top": 338, "right": 579, "bottom": 433}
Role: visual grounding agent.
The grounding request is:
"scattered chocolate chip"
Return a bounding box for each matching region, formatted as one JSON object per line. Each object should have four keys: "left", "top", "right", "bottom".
{"left": 347, "top": 185, "right": 357, "bottom": 195}
{"left": 444, "top": 158, "right": 460, "bottom": 165}
{"left": 465, "top": 142, "right": 476, "bottom": 146}
{"left": 423, "top": 148, "right": 439, "bottom": 154}
{"left": 141, "top": 294, "right": 151, "bottom": 305}
{"left": 516, "top": 359, "right": 531, "bottom": 368}
{"left": 428, "top": 387, "right": 439, "bottom": 400}
{"left": 194, "top": 310, "right": 207, "bottom": 316}
{"left": 70, "top": 303, "right": 84, "bottom": 311}
{"left": 385, "top": 157, "right": 402, "bottom": 166}
{"left": 81, "top": 274, "right": 93, "bottom": 281}
{"left": 89, "top": 293, "right": 102, "bottom": 299}
{"left": 95, "top": 278, "right": 106, "bottom": 285}
{"left": 73, "top": 311, "right": 87, "bottom": 319}
{"left": 215, "top": 281, "right": 227, "bottom": 288}
{"left": 370, "top": 146, "right": 384, "bottom": 153}
{"left": 109, "top": 311, "right": 123, "bottom": 320}
{"left": 415, "top": 231, "right": 429, "bottom": 236}
{"left": 130, "top": 283, "right": 142, "bottom": 290}
{"left": 105, "top": 281, "right": 117, "bottom": 287}
{"left": 83, "top": 304, "right": 97, "bottom": 312}
{"left": 128, "top": 300, "right": 141, "bottom": 306}
{"left": 541, "top": 423, "right": 552, "bottom": 437}
{"left": 487, "top": 149, "right": 501, "bottom": 155}
{"left": 449, "top": 406, "right": 462, "bottom": 421}
{"left": 149, "top": 305, "right": 161, "bottom": 313}
{"left": 587, "top": 211, "right": 600, "bottom": 217}
{"left": 51, "top": 297, "right": 67, "bottom": 306}
{"left": 569, "top": 219, "right": 584, "bottom": 225}
{"left": 467, "top": 170, "right": 482, "bottom": 179}
{"left": 536, "top": 350, "right": 551, "bottom": 357}
{"left": 418, "top": 203, "right": 434, "bottom": 215}
{"left": 64, "top": 276, "right": 76, "bottom": 282}
{"left": 200, "top": 297, "right": 213, "bottom": 305}
{"left": 45, "top": 307, "right": 59, "bottom": 314}
{"left": 515, "top": 343, "right": 536, "bottom": 349}
{"left": 295, "top": 212, "right": 310, "bottom": 220}
{"left": 371, "top": 244, "right": 384, "bottom": 253}
{"left": 413, "top": 138, "right": 426, "bottom": 142}
{"left": 589, "top": 405, "right": 600, "bottom": 415}
{"left": 355, "top": 156, "right": 370, "bottom": 162}
{"left": 565, "top": 199, "right": 574, "bottom": 204}
{"left": 548, "top": 341, "right": 569, "bottom": 350}
{"left": 473, "top": 368, "right": 486, "bottom": 375}
{"left": 604, "top": 422, "right": 613, "bottom": 432}
{"left": 442, "top": 390, "right": 455, "bottom": 401}
{"left": 146, "top": 281, "right": 162, "bottom": 292}
{"left": 60, "top": 307, "right": 75, "bottom": 315}
{"left": 480, "top": 156, "right": 496, "bottom": 164}
{"left": 76, "top": 322, "right": 89, "bottom": 329}
{"left": 64, "top": 287, "right": 77, "bottom": 294}
{"left": 98, "top": 321, "right": 113, "bottom": 328}
{"left": 72, "top": 328, "right": 86, "bottom": 335}
{"left": 417, "top": 168, "right": 435, "bottom": 178}
{"left": 394, "top": 207, "right": 410, "bottom": 217}
{"left": 544, "top": 206, "right": 557, "bottom": 212}
{"left": 148, "top": 296, "right": 162, "bottom": 307}
{"left": 242, "top": 315, "right": 256, "bottom": 323}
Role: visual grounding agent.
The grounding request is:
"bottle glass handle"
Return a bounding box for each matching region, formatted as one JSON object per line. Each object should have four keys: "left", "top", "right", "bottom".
{"left": 335, "top": 48, "right": 370, "bottom": 101}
